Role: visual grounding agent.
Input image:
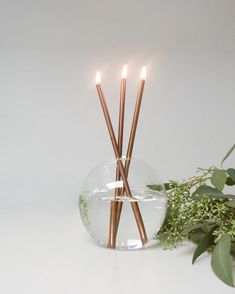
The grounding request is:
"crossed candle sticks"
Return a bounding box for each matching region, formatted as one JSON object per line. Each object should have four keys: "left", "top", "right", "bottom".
{"left": 95, "top": 66, "right": 148, "bottom": 249}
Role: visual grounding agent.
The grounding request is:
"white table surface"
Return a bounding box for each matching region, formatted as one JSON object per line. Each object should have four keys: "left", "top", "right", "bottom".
{"left": 1, "top": 206, "right": 234, "bottom": 294}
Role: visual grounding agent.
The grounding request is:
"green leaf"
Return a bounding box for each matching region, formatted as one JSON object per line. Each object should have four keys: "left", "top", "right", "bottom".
{"left": 211, "top": 234, "right": 234, "bottom": 287}
{"left": 190, "top": 229, "right": 205, "bottom": 244}
{"left": 192, "top": 185, "right": 235, "bottom": 199}
{"left": 147, "top": 182, "right": 173, "bottom": 191}
{"left": 192, "top": 227, "right": 215, "bottom": 264}
{"left": 192, "top": 185, "right": 223, "bottom": 197}
{"left": 211, "top": 169, "right": 227, "bottom": 191}
{"left": 227, "top": 168, "right": 235, "bottom": 182}
{"left": 164, "top": 183, "right": 172, "bottom": 190}
{"left": 146, "top": 184, "right": 163, "bottom": 191}
{"left": 226, "top": 177, "right": 235, "bottom": 186}
{"left": 230, "top": 243, "right": 235, "bottom": 258}
{"left": 181, "top": 223, "right": 207, "bottom": 235}
{"left": 225, "top": 199, "right": 235, "bottom": 208}
{"left": 221, "top": 144, "right": 235, "bottom": 166}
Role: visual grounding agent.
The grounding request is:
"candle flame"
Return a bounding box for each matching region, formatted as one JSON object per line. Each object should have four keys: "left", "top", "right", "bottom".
{"left": 140, "top": 66, "right": 147, "bottom": 80}
{"left": 96, "top": 71, "right": 101, "bottom": 84}
{"left": 121, "top": 65, "right": 127, "bottom": 79}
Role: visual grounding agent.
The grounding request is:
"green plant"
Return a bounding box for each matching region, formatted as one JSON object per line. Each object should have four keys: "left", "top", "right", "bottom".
{"left": 79, "top": 193, "right": 90, "bottom": 227}
{"left": 148, "top": 144, "right": 235, "bottom": 287}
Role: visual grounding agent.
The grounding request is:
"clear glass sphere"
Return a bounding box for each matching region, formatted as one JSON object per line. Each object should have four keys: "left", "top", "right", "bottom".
{"left": 79, "top": 157, "right": 167, "bottom": 250}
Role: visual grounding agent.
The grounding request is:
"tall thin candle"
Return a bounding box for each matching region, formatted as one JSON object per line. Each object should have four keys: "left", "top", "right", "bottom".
{"left": 115, "top": 66, "right": 147, "bottom": 235}
{"left": 95, "top": 71, "right": 148, "bottom": 245}
{"left": 107, "top": 65, "right": 127, "bottom": 248}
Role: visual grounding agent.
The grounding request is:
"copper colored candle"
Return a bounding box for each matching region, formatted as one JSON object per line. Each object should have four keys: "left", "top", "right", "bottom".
{"left": 115, "top": 66, "right": 147, "bottom": 236}
{"left": 107, "top": 65, "right": 127, "bottom": 248}
{"left": 95, "top": 71, "right": 148, "bottom": 245}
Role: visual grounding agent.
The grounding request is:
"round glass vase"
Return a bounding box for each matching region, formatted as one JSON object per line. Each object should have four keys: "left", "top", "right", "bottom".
{"left": 79, "top": 157, "right": 167, "bottom": 250}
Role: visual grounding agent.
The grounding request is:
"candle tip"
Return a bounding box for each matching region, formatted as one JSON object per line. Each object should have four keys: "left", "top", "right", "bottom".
{"left": 121, "top": 65, "right": 127, "bottom": 79}
{"left": 96, "top": 71, "right": 101, "bottom": 84}
{"left": 140, "top": 66, "right": 147, "bottom": 80}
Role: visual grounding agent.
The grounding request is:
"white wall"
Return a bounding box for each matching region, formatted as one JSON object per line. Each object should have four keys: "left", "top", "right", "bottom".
{"left": 0, "top": 0, "right": 235, "bottom": 213}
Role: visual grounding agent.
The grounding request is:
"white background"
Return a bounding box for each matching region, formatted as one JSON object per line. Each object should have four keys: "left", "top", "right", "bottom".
{"left": 0, "top": 0, "right": 235, "bottom": 293}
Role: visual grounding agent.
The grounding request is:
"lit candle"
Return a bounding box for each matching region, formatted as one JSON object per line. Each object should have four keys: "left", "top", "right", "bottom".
{"left": 115, "top": 66, "right": 147, "bottom": 235}
{"left": 116, "top": 65, "right": 127, "bottom": 191}
{"left": 108, "top": 65, "right": 127, "bottom": 248}
{"left": 95, "top": 70, "right": 148, "bottom": 246}
{"left": 126, "top": 66, "right": 146, "bottom": 166}
{"left": 118, "top": 64, "right": 127, "bottom": 156}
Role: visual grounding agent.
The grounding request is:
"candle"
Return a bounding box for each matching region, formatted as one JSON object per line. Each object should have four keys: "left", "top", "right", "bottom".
{"left": 118, "top": 64, "right": 127, "bottom": 155}
{"left": 96, "top": 71, "right": 148, "bottom": 245}
{"left": 125, "top": 66, "right": 146, "bottom": 173}
{"left": 108, "top": 65, "right": 127, "bottom": 248}
{"left": 115, "top": 66, "right": 147, "bottom": 235}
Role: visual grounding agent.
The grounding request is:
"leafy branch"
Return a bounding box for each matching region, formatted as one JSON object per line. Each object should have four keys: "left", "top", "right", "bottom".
{"left": 148, "top": 144, "right": 235, "bottom": 287}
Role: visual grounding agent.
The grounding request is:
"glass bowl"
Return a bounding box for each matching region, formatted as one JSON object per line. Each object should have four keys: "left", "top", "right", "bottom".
{"left": 79, "top": 157, "right": 167, "bottom": 250}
